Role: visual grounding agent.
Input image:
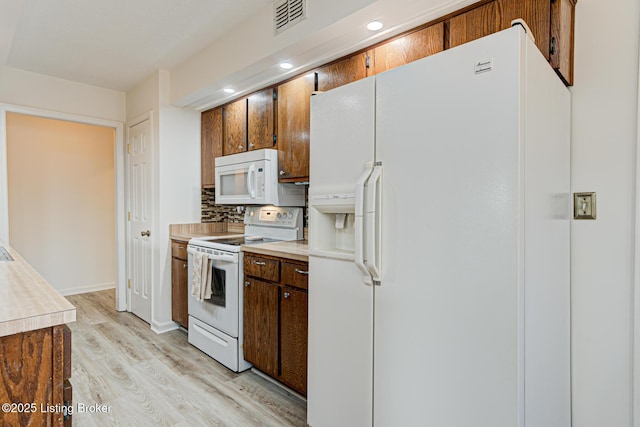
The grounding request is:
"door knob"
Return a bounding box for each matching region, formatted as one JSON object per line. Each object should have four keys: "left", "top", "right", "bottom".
{"left": 141, "top": 230, "right": 151, "bottom": 237}
{"left": 280, "top": 170, "right": 285, "bottom": 176}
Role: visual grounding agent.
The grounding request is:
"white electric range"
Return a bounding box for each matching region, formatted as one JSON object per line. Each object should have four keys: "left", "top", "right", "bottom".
{"left": 187, "top": 206, "right": 303, "bottom": 372}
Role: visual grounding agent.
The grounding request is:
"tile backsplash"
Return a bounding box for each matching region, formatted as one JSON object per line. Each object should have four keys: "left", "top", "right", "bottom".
{"left": 201, "top": 187, "right": 309, "bottom": 227}
{"left": 201, "top": 188, "right": 245, "bottom": 223}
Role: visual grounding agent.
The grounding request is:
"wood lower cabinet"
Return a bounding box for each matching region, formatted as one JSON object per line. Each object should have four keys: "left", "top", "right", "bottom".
{"left": 279, "top": 285, "right": 308, "bottom": 394}
{"left": 0, "top": 324, "right": 72, "bottom": 426}
{"left": 171, "top": 240, "right": 189, "bottom": 329}
{"left": 243, "top": 253, "right": 309, "bottom": 395}
{"left": 276, "top": 74, "right": 315, "bottom": 182}
{"left": 201, "top": 107, "right": 222, "bottom": 188}
{"left": 243, "top": 278, "right": 280, "bottom": 378}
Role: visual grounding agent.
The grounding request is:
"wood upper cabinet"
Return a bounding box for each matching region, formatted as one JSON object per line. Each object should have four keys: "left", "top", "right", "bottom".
{"left": 277, "top": 73, "right": 315, "bottom": 182}
{"left": 243, "top": 277, "right": 280, "bottom": 378}
{"left": 201, "top": 107, "right": 222, "bottom": 188}
{"left": 171, "top": 240, "right": 189, "bottom": 329}
{"left": 316, "top": 52, "right": 370, "bottom": 92}
{"left": 223, "top": 98, "right": 248, "bottom": 155}
{"left": 448, "top": 1, "right": 503, "bottom": 49}
{"left": 247, "top": 88, "right": 276, "bottom": 151}
{"left": 550, "top": 0, "right": 576, "bottom": 85}
{"left": 371, "top": 23, "right": 445, "bottom": 74}
{"left": 448, "top": 0, "right": 576, "bottom": 84}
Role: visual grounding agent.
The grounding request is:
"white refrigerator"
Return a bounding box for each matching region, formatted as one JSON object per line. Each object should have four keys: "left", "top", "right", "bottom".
{"left": 307, "top": 25, "right": 571, "bottom": 427}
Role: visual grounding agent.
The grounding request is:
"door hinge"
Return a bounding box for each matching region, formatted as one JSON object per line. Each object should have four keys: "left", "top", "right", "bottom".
{"left": 128, "top": 211, "right": 131, "bottom": 221}
{"left": 127, "top": 144, "right": 131, "bottom": 154}
{"left": 273, "top": 134, "right": 277, "bottom": 144}
{"left": 273, "top": 90, "right": 278, "bottom": 101}
{"left": 550, "top": 36, "right": 557, "bottom": 55}
{"left": 366, "top": 54, "right": 371, "bottom": 69}
{"left": 127, "top": 279, "right": 131, "bottom": 289}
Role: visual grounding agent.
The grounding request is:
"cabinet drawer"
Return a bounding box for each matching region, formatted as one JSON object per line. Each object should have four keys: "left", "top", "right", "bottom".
{"left": 171, "top": 240, "right": 188, "bottom": 260}
{"left": 281, "top": 262, "right": 308, "bottom": 290}
{"left": 245, "top": 255, "right": 280, "bottom": 282}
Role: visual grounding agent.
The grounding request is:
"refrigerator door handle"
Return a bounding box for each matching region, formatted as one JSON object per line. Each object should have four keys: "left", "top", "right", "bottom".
{"left": 247, "top": 163, "right": 256, "bottom": 198}
{"left": 364, "top": 165, "right": 382, "bottom": 283}
{"left": 355, "top": 162, "right": 374, "bottom": 285}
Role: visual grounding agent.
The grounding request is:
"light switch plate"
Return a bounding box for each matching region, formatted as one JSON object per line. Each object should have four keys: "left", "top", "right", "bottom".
{"left": 574, "top": 192, "right": 596, "bottom": 219}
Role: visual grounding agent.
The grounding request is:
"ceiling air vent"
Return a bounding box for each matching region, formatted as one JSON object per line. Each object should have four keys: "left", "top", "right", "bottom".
{"left": 274, "top": 0, "right": 306, "bottom": 35}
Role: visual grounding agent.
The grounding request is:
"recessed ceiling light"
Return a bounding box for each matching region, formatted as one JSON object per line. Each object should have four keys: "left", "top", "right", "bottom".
{"left": 280, "top": 62, "right": 293, "bottom": 70}
{"left": 223, "top": 88, "right": 235, "bottom": 94}
{"left": 367, "top": 21, "right": 384, "bottom": 31}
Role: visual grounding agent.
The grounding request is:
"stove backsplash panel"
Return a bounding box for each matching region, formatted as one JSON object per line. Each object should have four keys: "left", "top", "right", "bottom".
{"left": 201, "top": 187, "right": 308, "bottom": 226}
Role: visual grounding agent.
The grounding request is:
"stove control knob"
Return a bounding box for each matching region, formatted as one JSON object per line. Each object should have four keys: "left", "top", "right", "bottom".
{"left": 276, "top": 213, "right": 282, "bottom": 219}
{"left": 288, "top": 212, "right": 293, "bottom": 219}
{"left": 250, "top": 211, "right": 255, "bottom": 217}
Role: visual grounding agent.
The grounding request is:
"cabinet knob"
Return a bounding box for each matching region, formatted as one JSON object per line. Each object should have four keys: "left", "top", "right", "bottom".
{"left": 249, "top": 143, "right": 254, "bottom": 148}
{"left": 239, "top": 145, "right": 244, "bottom": 150}
{"left": 245, "top": 281, "right": 251, "bottom": 287}
{"left": 283, "top": 292, "right": 290, "bottom": 299}
{"left": 183, "top": 263, "right": 188, "bottom": 269}
{"left": 279, "top": 170, "right": 285, "bottom": 176}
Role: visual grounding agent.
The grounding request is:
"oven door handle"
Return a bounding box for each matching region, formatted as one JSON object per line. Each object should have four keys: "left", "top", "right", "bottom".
{"left": 187, "top": 247, "right": 237, "bottom": 263}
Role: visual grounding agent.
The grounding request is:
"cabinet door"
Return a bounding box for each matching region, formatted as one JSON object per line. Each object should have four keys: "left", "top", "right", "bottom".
{"left": 223, "top": 98, "right": 247, "bottom": 155}
{"left": 316, "top": 52, "right": 370, "bottom": 92}
{"left": 171, "top": 257, "right": 189, "bottom": 328}
{"left": 248, "top": 88, "right": 275, "bottom": 151}
{"left": 201, "top": 108, "right": 222, "bottom": 188}
{"left": 449, "top": 0, "right": 551, "bottom": 63}
{"left": 448, "top": 1, "right": 502, "bottom": 49}
{"left": 550, "top": 0, "right": 576, "bottom": 85}
{"left": 276, "top": 73, "right": 315, "bottom": 182}
{"left": 280, "top": 286, "right": 308, "bottom": 395}
{"left": 243, "top": 278, "right": 280, "bottom": 378}
{"left": 372, "top": 23, "right": 444, "bottom": 74}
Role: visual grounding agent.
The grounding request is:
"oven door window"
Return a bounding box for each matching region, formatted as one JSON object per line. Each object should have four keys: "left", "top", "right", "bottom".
{"left": 207, "top": 266, "right": 226, "bottom": 307}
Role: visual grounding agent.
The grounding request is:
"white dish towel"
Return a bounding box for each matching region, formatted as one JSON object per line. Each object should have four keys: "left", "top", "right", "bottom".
{"left": 191, "top": 252, "right": 213, "bottom": 302}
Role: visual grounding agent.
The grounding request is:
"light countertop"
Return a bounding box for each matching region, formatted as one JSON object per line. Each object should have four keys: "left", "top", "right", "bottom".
{"left": 241, "top": 240, "right": 308, "bottom": 262}
{"left": 170, "top": 231, "right": 239, "bottom": 243}
{"left": 0, "top": 243, "right": 76, "bottom": 337}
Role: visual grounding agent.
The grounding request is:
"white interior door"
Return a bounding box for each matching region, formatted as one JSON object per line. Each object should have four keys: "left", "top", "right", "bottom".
{"left": 128, "top": 118, "right": 152, "bottom": 323}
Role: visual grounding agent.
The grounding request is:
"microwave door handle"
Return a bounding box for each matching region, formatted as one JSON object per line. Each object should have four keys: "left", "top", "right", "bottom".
{"left": 247, "top": 164, "right": 256, "bottom": 198}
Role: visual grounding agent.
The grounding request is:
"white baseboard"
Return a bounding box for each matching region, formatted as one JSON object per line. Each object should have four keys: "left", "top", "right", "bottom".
{"left": 151, "top": 320, "right": 180, "bottom": 334}
{"left": 58, "top": 282, "right": 116, "bottom": 296}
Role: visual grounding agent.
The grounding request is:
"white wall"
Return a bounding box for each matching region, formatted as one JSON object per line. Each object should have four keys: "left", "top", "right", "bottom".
{"left": 170, "top": 0, "right": 478, "bottom": 109}
{"left": 6, "top": 113, "right": 116, "bottom": 295}
{"left": 0, "top": 66, "right": 125, "bottom": 122}
{"left": 571, "top": 0, "right": 639, "bottom": 425}
{"left": 126, "top": 70, "right": 201, "bottom": 332}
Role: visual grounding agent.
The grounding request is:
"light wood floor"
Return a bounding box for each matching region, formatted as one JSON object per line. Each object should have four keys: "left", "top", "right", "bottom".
{"left": 65, "top": 290, "right": 307, "bottom": 427}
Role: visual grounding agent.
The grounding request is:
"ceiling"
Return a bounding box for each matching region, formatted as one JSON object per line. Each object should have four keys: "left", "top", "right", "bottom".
{"left": 1, "top": 0, "right": 273, "bottom": 92}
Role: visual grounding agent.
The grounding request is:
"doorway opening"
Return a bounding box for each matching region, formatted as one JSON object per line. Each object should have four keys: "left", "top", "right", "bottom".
{"left": 0, "top": 104, "right": 126, "bottom": 310}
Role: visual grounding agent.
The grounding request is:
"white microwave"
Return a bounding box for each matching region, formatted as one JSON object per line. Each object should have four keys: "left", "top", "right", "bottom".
{"left": 214, "top": 149, "right": 305, "bottom": 206}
